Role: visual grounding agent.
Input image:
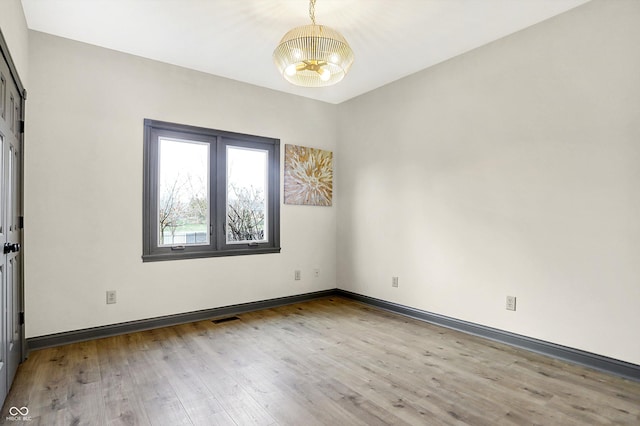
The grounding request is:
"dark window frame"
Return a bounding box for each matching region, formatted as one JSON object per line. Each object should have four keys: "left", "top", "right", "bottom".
{"left": 142, "top": 119, "right": 280, "bottom": 262}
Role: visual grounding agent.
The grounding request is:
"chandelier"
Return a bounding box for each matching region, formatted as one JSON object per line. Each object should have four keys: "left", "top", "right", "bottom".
{"left": 273, "top": 0, "right": 354, "bottom": 87}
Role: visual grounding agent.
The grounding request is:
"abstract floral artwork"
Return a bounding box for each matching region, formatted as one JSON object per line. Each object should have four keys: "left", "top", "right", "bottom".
{"left": 284, "top": 144, "right": 333, "bottom": 206}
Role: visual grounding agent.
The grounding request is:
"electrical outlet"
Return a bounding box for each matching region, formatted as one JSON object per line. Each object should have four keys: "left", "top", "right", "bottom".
{"left": 106, "top": 290, "right": 117, "bottom": 305}
{"left": 392, "top": 277, "right": 399, "bottom": 288}
{"left": 294, "top": 270, "right": 301, "bottom": 281}
{"left": 313, "top": 268, "right": 320, "bottom": 278}
{"left": 506, "top": 296, "right": 516, "bottom": 311}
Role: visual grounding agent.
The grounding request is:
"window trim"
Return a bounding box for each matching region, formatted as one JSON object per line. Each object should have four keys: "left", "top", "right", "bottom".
{"left": 142, "top": 119, "right": 280, "bottom": 262}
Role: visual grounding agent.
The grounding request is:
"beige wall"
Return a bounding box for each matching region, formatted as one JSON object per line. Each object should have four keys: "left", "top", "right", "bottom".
{"left": 337, "top": 0, "right": 640, "bottom": 365}
{"left": 25, "top": 31, "right": 338, "bottom": 337}
{"left": 0, "top": 0, "right": 29, "bottom": 85}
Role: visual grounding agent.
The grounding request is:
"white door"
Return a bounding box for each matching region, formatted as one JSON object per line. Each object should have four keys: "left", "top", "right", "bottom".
{"left": 0, "top": 37, "right": 25, "bottom": 405}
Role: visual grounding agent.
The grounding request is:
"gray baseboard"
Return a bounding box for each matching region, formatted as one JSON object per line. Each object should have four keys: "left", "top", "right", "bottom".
{"left": 26, "top": 287, "right": 639, "bottom": 383}
{"left": 26, "top": 289, "right": 336, "bottom": 352}
{"left": 336, "top": 289, "right": 640, "bottom": 382}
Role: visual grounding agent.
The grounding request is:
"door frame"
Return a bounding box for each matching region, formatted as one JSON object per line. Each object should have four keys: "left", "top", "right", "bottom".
{"left": 0, "top": 27, "right": 26, "bottom": 364}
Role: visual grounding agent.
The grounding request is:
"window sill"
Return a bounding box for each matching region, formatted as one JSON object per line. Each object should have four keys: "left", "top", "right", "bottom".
{"left": 142, "top": 247, "right": 281, "bottom": 262}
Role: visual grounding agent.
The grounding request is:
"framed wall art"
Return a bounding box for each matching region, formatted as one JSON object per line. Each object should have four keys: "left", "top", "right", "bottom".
{"left": 284, "top": 144, "right": 333, "bottom": 206}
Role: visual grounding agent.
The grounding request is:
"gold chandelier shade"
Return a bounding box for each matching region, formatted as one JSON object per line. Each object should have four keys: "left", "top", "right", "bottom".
{"left": 273, "top": 24, "right": 354, "bottom": 87}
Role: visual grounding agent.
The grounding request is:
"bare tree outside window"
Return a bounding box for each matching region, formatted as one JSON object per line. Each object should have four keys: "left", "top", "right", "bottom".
{"left": 159, "top": 173, "right": 185, "bottom": 243}
{"left": 227, "top": 184, "right": 265, "bottom": 241}
{"left": 226, "top": 147, "right": 268, "bottom": 243}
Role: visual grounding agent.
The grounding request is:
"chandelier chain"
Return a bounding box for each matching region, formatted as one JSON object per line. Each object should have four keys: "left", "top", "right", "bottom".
{"left": 309, "top": 0, "right": 317, "bottom": 25}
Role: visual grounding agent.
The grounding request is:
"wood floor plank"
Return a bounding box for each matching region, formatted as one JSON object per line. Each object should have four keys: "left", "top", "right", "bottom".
{"left": 96, "top": 337, "right": 151, "bottom": 426}
{"left": 180, "top": 397, "right": 236, "bottom": 426}
{"left": 3, "top": 297, "right": 639, "bottom": 425}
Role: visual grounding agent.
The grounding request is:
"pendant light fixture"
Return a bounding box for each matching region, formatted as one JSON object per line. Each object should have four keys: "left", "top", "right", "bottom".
{"left": 273, "top": 0, "right": 354, "bottom": 87}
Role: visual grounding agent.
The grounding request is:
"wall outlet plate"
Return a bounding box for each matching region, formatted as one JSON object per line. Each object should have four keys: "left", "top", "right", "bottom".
{"left": 294, "top": 270, "right": 301, "bottom": 280}
{"left": 392, "top": 277, "right": 399, "bottom": 288}
{"left": 506, "top": 295, "right": 516, "bottom": 311}
{"left": 106, "top": 290, "right": 117, "bottom": 304}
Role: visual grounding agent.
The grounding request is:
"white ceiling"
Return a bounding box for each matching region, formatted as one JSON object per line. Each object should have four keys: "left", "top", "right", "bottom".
{"left": 21, "top": 0, "right": 590, "bottom": 104}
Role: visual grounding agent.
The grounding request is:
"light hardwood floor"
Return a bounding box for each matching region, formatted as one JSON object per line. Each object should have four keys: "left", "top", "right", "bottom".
{"left": 1, "top": 297, "right": 639, "bottom": 425}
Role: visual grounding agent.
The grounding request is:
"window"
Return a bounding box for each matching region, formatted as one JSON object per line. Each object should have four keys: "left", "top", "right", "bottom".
{"left": 143, "top": 119, "right": 280, "bottom": 261}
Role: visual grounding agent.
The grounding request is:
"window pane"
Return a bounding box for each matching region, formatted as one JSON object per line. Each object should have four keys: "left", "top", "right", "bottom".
{"left": 158, "top": 138, "right": 209, "bottom": 246}
{"left": 226, "top": 146, "right": 268, "bottom": 243}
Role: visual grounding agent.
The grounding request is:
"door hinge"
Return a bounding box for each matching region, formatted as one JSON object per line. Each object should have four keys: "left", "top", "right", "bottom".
{"left": 19, "top": 120, "right": 25, "bottom": 134}
{"left": 19, "top": 312, "right": 24, "bottom": 325}
{"left": 18, "top": 216, "right": 24, "bottom": 229}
